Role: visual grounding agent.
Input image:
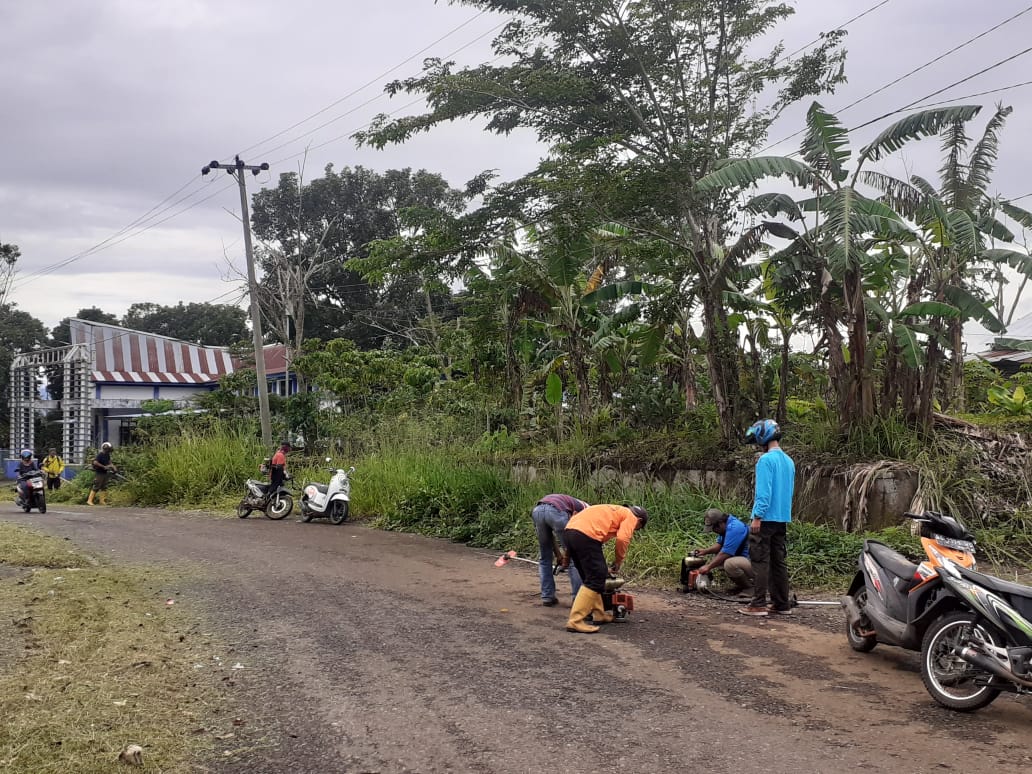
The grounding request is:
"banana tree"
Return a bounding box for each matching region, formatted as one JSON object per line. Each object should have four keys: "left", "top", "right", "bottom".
{"left": 491, "top": 224, "right": 647, "bottom": 423}
{"left": 698, "top": 101, "right": 991, "bottom": 429}
{"left": 858, "top": 105, "right": 1017, "bottom": 411}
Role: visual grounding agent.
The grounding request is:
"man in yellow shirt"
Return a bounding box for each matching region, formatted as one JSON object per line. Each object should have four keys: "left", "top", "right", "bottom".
{"left": 562, "top": 504, "right": 648, "bottom": 633}
{"left": 42, "top": 448, "right": 65, "bottom": 490}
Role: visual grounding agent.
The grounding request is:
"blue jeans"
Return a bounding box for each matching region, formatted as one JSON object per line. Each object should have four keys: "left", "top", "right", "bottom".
{"left": 532, "top": 503, "right": 582, "bottom": 600}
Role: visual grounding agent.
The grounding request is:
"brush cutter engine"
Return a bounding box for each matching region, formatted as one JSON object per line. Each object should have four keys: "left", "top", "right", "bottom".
{"left": 680, "top": 555, "right": 711, "bottom": 592}
{"left": 602, "top": 576, "right": 634, "bottom": 621}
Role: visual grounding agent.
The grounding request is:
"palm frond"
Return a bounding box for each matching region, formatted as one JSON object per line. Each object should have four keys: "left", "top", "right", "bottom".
{"left": 857, "top": 170, "right": 925, "bottom": 220}
{"left": 858, "top": 105, "right": 982, "bottom": 164}
{"left": 744, "top": 193, "right": 803, "bottom": 221}
{"left": 1001, "top": 201, "right": 1032, "bottom": 230}
{"left": 938, "top": 119, "right": 971, "bottom": 209}
{"left": 696, "top": 156, "right": 827, "bottom": 193}
{"left": 801, "top": 101, "right": 851, "bottom": 184}
{"left": 967, "top": 105, "right": 1013, "bottom": 202}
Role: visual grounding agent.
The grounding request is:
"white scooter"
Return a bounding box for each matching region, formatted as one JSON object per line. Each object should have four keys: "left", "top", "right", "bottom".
{"left": 299, "top": 460, "right": 354, "bottom": 525}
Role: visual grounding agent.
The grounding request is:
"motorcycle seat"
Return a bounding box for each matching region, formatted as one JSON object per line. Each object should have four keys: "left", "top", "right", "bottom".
{"left": 959, "top": 566, "right": 1032, "bottom": 602}
{"left": 308, "top": 483, "right": 329, "bottom": 495}
{"left": 865, "top": 540, "right": 920, "bottom": 581}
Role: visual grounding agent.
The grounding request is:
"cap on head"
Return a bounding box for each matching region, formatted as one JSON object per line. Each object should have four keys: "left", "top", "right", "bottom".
{"left": 101, "top": 442, "right": 112, "bottom": 451}
{"left": 703, "top": 508, "right": 726, "bottom": 532}
{"left": 20, "top": 449, "right": 31, "bottom": 460}
{"left": 628, "top": 505, "right": 648, "bottom": 528}
{"left": 49, "top": 448, "right": 57, "bottom": 455}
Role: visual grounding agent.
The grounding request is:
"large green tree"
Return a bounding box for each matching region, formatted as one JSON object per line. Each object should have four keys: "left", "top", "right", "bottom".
{"left": 1, "top": 303, "right": 48, "bottom": 443}
{"left": 357, "top": 0, "right": 845, "bottom": 443}
{"left": 250, "top": 165, "right": 466, "bottom": 350}
{"left": 122, "top": 301, "right": 248, "bottom": 346}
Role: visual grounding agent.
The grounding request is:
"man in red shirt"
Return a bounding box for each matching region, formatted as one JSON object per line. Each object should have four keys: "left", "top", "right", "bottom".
{"left": 562, "top": 504, "right": 648, "bottom": 633}
{"left": 268, "top": 441, "right": 290, "bottom": 493}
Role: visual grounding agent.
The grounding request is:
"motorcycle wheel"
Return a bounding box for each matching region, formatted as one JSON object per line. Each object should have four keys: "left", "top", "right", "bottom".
{"left": 329, "top": 501, "right": 349, "bottom": 525}
{"left": 22, "top": 499, "right": 30, "bottom": 513}
{"left": 38, "top": 497, "right": 46, "bottom": 514}
{"left": 921, "top": 611, "right": 1002, "bottom": 711}
{"left": 845, "top": 587, "right": 877, "bottom": 652}
{"left": 301, "top": 507, "right": 314, "bottom": 523}
{"left": 237, "top": 501, "right": 252, "bottom": 519}
{"left": 266, "top": 493, "right": 293, "bottom": 520}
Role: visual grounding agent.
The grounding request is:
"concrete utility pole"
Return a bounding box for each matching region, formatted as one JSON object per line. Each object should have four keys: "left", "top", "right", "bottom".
{"left": 202, "top": 155, "right": 273, "bottom": 449}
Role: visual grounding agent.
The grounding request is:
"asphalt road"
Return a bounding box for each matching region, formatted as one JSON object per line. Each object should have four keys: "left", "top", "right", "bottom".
{"left": 3, "top": 505, "right": 1031, "bottom": 773}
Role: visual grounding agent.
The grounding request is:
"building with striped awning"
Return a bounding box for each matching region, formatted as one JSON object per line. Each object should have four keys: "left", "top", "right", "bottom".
{"left": 8, "top": 318, "right": 292, "bottom": 466}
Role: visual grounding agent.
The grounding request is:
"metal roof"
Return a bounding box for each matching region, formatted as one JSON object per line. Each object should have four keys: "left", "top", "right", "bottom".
{"left": 69, "top": 319, "right": 235, "bottom": 384}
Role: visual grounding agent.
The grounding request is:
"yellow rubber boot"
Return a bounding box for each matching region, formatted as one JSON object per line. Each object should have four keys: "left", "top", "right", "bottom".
{"left": 566, "top": 588, "right": 601, "bottom": 634}
{"left": 590, "top": 593, "right": 614, "bottom": 625}
{"left": 98, "top": 491, "right": 107, "bottom": 506}
{"left": 86, "top": 490, "right": 95, "bottom": 506}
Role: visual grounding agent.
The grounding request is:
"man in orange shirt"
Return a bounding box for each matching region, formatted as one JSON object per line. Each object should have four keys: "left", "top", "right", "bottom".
{"left": 562, "top": 503, "right": 648, "bottom": 633}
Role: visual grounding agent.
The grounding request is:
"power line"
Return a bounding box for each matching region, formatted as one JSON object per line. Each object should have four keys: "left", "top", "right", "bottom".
{"left": 849, "top": 44, "right": 1032, "bottom": 133}
{"left": 908, "top": 79, "right": 1032, "bottom": 110}
{"left": 10, "top": 17, "right": 504, "bottom": 294}
{"left": 257, "top": 21, "right": 505, "bottom": 162}
{"left": 777, "top": 0, "right": 895, "bottom": 64}
{"left": 231, "top": 11, "right": 492, "bottom": 161}
{"left": 761, "top": 6, "right": 1032, "bottom": 152}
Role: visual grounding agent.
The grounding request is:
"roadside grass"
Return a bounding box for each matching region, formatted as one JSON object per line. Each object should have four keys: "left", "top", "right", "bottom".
{"left": 346, "top": 440, "right": 927, "bottom": 590}
{"left": 0, "top": 523, "right": 221, "bottom": 773}
{"left": 76, "top": 420, "right": 1030, "bottom": 589}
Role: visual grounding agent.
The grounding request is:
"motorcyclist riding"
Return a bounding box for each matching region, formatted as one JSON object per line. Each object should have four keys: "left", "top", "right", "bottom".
{"left": 16, "top": 449, "right": 39, "bottom": 502}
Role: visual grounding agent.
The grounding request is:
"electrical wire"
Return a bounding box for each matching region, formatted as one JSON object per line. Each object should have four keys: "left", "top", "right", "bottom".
{"left": 9, "top": 15, "right": 505, "bottom": 294}
{"left": 775, "top": 0, "right": 895, "bottom": 64}
{"left": 761, "top": 5, "right": 1032, "bottom": 152}
{"left": 848, "top": 43, "right": 1032, "bottom": 133}
{"left": 229, "top": 10, "right": 492, "bottom": 161}
{"left": 258, "top": 22, "right": 506, "bottom": 162}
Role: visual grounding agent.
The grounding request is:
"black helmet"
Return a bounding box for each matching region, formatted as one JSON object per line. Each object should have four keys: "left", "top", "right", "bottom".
{"left": 629, "top": 505, "right": 648, "bottom": 528}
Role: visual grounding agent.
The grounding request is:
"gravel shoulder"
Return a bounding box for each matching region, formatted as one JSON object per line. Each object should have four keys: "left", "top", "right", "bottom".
{"left": 3, "top": 505, "right": 1031, "bottom": 774}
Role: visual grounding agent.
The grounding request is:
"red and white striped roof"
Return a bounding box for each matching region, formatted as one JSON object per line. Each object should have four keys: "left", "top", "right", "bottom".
{"left": 69, "top": 319, "right": 236, "bottom": 385}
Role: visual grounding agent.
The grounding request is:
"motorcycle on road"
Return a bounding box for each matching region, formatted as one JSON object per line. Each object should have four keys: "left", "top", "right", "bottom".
{"left": 15, "top": 471, "right": 47, "bottom": 513}
{"left": 841, "top": 510, "right": 976, "bottom": 654}
{"left": 237, "top": 476, "right": 293, "bottom": 520}
{"left": 920, "top": 554, "right": 1032, "bottom": 711}
{"left": 300, "top": 461, "right": 353, "bottom": 525}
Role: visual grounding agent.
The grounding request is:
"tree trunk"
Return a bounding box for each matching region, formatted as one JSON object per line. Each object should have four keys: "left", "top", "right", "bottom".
{"left": 776, "top": 324, "right": 790, "bottom": 426}
{"left": 699, "top": 287, "right": 741, "bottom": 445}
{"left": 947, "top": 317, "right": 965, "bottom": 412}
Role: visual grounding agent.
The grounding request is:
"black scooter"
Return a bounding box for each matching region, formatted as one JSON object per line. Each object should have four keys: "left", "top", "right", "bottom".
{"left": 15, "top": 471, "right": 47, "bottom": 513}
{"left": 841, "top": 511, "right": 976, "bottom": 653}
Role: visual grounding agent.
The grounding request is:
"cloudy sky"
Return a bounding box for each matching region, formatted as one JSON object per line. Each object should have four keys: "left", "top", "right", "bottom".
{"left": 3, "top": 0, "right": 1032, "bottom": 351}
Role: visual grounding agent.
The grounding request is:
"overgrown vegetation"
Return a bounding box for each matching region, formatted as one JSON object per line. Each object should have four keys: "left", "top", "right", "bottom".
{"left": 0, "top": 524, "right": 222, "bottom": 773}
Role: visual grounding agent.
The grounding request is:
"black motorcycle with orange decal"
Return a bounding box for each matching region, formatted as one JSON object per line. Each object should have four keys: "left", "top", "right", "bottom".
{"left": 920, "top": 553, "right": 1032, "bottom": 711}
{"left": 841, "top": 511, "right": 976, "bottom": 654}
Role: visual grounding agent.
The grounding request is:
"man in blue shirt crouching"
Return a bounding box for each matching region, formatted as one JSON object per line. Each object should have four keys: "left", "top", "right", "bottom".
{"left": 688, "top": 508, "right": 753, "bottom": 596}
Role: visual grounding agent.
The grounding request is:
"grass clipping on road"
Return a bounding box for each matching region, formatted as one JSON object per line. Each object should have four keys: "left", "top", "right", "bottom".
{"left": 0, "top": 522, "right": 220, "bottom": 773}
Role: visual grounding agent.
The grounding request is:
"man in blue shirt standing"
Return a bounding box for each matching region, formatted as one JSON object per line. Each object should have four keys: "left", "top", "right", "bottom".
{"left": 739, "top": 419, "right": 796, "bottom": 617}
{"left": 690, "top": 508, "right": 753, "bottom": 596}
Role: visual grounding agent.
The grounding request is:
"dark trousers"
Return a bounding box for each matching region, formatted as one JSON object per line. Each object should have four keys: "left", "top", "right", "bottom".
{"left": 47, "top": 477, "right": 61, "bottom": 491}
{"left": 749, "top": 522, "right": 790, "bottom": 610}
{"left": 562, "top": 528, "right": 608, "bottom": 593}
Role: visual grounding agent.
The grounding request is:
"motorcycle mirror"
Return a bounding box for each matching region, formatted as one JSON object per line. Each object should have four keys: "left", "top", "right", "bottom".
{"left": 325, "top": 457, "right": 332, "bottom": 463}
{"left": 347, "top": 466, "right": 355, "bottom": 474}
